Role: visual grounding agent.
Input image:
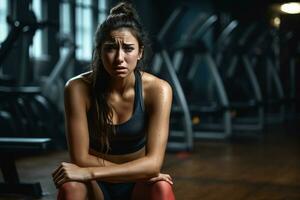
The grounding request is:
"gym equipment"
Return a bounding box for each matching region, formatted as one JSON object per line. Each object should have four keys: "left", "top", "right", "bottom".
{"left": 0, "top": 13, "right": 72, "bottom": 147}
{"left": 0, "top": 86, "right": 65, "bottom": 148}
{"left": 151, "top": 6, "right": 194, "bottom": 151}
{"left": 213, "top": 22, "right": 264, "bottom": 132}
{"left": 0, "top": 13, "right": 55, "bottom": 86}
{"left": 0, "top": 7, "right": 70, "bottom": 197}
{"left": 246, "top": 23, "right": 286, "bottom": 123}
{"left": 169, "top": 13, "right": 232, "bottom": 139}
{"left": 0, "top": 86, "right": 64, "bottom": 197}
{"left": 0, "top": 137, "right": 51, "bottom": 197}
{"left": 0, "top": 12, "right": 68, "bottom": 110}
{"left": 40, "top": 33, "right": 76, "bottom": 112}
{"left": 277, "top": 29, "right": 299, "bottom": 119}
{"left": 171, "top": 13, "right": 268, "bottom": 140}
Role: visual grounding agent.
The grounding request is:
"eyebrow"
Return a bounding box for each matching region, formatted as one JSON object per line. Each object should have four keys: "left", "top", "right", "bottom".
{"left": 103, "top": 42, "right": 116, "bottom": 45}
{"left": 103, "top": 42, "right": 135, "bottom": 46}
{"left": 123, "top": 43, "right": 135, "bottom": 46}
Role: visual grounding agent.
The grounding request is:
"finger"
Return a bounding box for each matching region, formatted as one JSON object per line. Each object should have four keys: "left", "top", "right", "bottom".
{"left": 148, "top": 176, "right": 160, "bottom": 182}
{"left": 56, "top": 176, "right": 68, "bottom": 188}
{"left": 158, "top": 177, "right": 173, "bottom": 185}
{"left": 53, "top": 166, "right": 66, "bottom": 182}
{"left": 148, "top": 177, "right": 166, "bottom": 183}
{"left": 53, "top": 171, "right": 65, "bottom": 186}
{"left": 160, "top": 176, "right": 173, "bottom": 185}
{"left": 149, "top": 178, "right": 173, "bottom": 185}
{"left": 52, "top": 166, "right": 63, "bottom": 181}
{"left": 163, "top": 173, "right": 173, "bottom": 181}
{"left": 52, "top": 166, "right": 61, "bottom": 177}
{"left": 160, "top": 173, "right": 172, "bottom": 180}
{"left": 52, "top": 163, "right": 65, "bottom": 177}
{"left": 166, "top": 174, "right": 172, "bottom": 180}
{"left": 164, "top": 178, "right": 173, "bottom": 185}
{"left": 54, "top": 174, "right": 64, "bottom": 188}
{"left": 55, "top": 169, "right": 71, "bottom": 188}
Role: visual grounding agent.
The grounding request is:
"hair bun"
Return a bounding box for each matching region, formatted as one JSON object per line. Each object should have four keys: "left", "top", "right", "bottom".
{"left": 109, "top": 2, "right": 137, "bottom": 18}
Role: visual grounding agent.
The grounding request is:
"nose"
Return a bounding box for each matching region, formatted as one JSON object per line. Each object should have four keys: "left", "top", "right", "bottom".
{"left": 115, "top": 48, "right": 124, "bottom": 63}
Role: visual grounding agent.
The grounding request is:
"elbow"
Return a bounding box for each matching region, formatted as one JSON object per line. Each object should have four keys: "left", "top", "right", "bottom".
{"left": 72, "top": 159, "right": 84, "bottom": 167}
{"left": 152, "top": 163, "right": 161, "bottom": 176}
{"left": 75, "top": 160, "right": 86, "bottom": 167}
{"left": 70, "top": 155, "right": 88, "bottom": 167}
{"left": 147, "top": 169, "right": 160, "bottom": 178}
{"left": 145, "top": 160, "right": 161, "bottom": 178}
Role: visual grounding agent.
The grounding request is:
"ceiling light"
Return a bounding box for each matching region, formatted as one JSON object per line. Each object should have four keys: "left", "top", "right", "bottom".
{"left": 280, "top": 2, "right": 300, "bottom": 14}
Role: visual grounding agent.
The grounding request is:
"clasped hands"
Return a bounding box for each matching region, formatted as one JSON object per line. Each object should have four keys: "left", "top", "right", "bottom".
{"left": 52, "top": 162, "right": 173, "bottom": 188}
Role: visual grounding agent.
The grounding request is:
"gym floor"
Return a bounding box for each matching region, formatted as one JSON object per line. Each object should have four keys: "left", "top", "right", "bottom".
{"left": 0, "top": 121, "right": 299, "bottom": 200}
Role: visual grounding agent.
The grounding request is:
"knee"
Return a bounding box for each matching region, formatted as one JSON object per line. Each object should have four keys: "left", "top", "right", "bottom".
{"left": 58, "top": 181, "right": 87, "bottom": 200}
{"left": 59, "top": 181, "right": 83, "bottom": 192}
{"left": 151, "top": 181, "right": 175, "bottom": 200}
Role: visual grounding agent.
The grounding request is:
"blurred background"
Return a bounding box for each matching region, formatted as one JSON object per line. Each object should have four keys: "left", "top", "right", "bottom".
{"left": 0, "top": 0, "right": 299, "bottom": 199}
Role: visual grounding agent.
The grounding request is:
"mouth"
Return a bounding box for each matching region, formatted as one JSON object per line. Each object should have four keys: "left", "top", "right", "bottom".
{"left": 115, "top": 66, "right": 127, "bottom": 70}
{"left": 114, "top": 66, "right": 128, "bottom": 73}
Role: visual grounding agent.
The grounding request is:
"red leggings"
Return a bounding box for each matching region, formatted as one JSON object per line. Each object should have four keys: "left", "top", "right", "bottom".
{"left": 58, "top": 180, "right": 175, "bottom": 200}
{"left": 132, "top": 180, "right": 175, "bottom": 200}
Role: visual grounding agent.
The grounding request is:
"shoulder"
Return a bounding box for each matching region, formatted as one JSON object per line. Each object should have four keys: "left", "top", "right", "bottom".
{"left": 65, "top": 71, "right": 92, "bottom": 92}
{"left": 64, "top": 71, "right": 93, "bottom": 109}
{"left": 141, "top": 71, "right": 172, "bottom": 107}
{"left": 141, "top": 71, "right": 172, "bottom": 95}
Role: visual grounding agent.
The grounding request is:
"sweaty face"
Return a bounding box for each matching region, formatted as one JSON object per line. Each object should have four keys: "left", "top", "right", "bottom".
{"left": 101, "top": 28, "right": 142, "bottom": 78}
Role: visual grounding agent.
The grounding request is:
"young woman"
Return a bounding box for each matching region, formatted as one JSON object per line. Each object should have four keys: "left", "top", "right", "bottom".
{"left": 52, "top": 2, "right": 175, "bottom": 200}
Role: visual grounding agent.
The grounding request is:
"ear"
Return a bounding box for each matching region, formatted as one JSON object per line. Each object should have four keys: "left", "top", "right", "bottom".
{"left": 138, "top": 46, "right": 144, "bottom": 60}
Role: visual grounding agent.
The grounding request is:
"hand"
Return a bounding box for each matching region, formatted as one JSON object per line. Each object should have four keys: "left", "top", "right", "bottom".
{"left": 148, "top": 173, "right": 173, "bottom": 185}
{"left": 52, "top": 162, "right": 92, "bottom": 188}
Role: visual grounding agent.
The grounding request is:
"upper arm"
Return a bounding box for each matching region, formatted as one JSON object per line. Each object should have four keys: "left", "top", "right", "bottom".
{"left": 64, "top": 78, "right": 91, "bottom": 165}
{"left": 145, "top": 78, "right": 173, "bottom": 170}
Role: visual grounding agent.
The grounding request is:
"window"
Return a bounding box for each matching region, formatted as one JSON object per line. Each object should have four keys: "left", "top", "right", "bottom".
{"left": 30, "top": 0, "right": 43, "bottom": 58}
{"left": 76, "top": 0, "right": 93, "bottom": 61}
{"left": 59, "top": 0, "right": 108, "bottom": 61}
{"left": 0, "top": 0, "right": 8, "bottom": 43}
{"left": 59, "top": 2, "right": 72, "bottom": 56}
{"left": 99, "top": 0, "right": 107, "bottom": 23}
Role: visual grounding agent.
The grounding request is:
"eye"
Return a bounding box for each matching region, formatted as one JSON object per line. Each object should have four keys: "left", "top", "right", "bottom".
{"left": 103, "top": 44, "right": 117, "bottom": 52}
{"left": 123, "top": 46, "right": 134, "bottom": 52}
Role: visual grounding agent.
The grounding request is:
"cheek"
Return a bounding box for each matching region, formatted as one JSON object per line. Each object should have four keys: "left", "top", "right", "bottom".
{"left": 101, "top": 52, "right": 114, "bottom": 66}
{"left": 126, "top": 53, "right": 140, "bottom": 65}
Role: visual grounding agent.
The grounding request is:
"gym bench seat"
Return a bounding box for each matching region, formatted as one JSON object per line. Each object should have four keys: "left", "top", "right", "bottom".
{"left": 0, "top": 137, "right": 51, "bottom": 198}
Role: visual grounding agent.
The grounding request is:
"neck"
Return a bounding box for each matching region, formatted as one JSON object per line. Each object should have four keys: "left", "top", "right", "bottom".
{"left": 108, "top": 72, "right": 135, "bottom": 95}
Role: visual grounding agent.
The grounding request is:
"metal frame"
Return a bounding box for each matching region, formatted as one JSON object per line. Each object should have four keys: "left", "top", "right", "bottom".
{"left": 249, "top": 27, "right": 286, "bottom": 124}
{"left": 152, "top": 6, "right": 194, "bottom": 151}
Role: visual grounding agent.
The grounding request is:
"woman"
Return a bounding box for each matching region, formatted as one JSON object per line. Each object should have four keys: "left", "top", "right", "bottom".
{"left": 52, "top": 2, "right": 175, "bottom": 200}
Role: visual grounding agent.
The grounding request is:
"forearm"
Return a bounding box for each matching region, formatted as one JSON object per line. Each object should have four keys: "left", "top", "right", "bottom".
{"left": 71, "top": 153, "right": 117, "bottom": 168}
{"left": 87, "top": 156, "right": 159, "bottom": 183}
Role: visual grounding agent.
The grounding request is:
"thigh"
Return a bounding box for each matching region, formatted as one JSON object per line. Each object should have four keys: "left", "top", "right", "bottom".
{"left": 131, "top": 181, "right": 151, "bottom": 200}
{"left": 131, "top": 180, "right": 175, "bottom": 200}
{"left": 89, "top": 180, "right": 105, "bottom": 200}
{"left": 97, "top": 181, "right": 135, "bottom": 200}
{"left": 58, "top": 181, "right": 104, "bottom": 200}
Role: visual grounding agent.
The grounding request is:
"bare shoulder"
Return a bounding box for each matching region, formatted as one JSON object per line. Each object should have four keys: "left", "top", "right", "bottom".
{"left": 141, "top": 72, "right": 173, "bottom": 106}
{"left": 64, "top": 71, "right": 92, "bottom": 108}
{"left": 65, "top": 71, "right": 92, "bottom": 91}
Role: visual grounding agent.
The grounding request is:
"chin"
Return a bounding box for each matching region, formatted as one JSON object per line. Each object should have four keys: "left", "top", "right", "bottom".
{"left": 113, "top": 72, "right": 130, "bottom": 78}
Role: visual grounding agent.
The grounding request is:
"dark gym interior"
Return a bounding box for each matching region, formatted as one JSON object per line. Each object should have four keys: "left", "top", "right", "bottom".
{"left": 0, "top": 0, "right": 299, "bottom": 199}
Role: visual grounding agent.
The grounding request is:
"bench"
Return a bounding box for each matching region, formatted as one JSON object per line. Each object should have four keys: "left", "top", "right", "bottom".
{"left": 0, "top": 137, "right": 51, "bottom": 197}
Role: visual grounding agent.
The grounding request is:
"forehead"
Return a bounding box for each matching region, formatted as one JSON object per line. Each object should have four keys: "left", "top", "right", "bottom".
{"left": 105, "top": 28, "right": 139, "bottom": 44}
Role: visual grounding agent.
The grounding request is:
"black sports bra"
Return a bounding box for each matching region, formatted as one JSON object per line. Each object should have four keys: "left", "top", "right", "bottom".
{"left": 88, "top": 71, "right": 147, "bottom": 155}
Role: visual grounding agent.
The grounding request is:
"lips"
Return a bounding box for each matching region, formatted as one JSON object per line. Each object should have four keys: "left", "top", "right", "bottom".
{"left": 115, "top": 66, "right": 127, "bottom": 70}
{"left": 114, "top": 66, "right": 128, "bottom": 71}
{"left": 114, "top": 66, "right": 128, "bottom": 73}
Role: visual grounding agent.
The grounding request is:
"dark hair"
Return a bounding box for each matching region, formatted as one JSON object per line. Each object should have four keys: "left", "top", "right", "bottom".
{"left": 89, "top": 2, "right": 150, "bottom": 153}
